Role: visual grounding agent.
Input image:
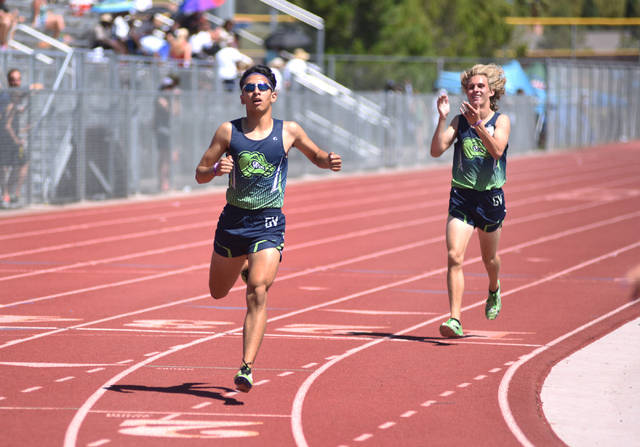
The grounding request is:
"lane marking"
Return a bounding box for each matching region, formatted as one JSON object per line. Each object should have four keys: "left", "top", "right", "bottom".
{"left": 21, "top": 386, "right": 42, "bottom": 393}
{"left": 192, "top": 402, "right": 211, "bottom": 410}
{"left": 440, "top": 391, "right": 454, "bottom": 397}
{"left": 378, "top": 422, "right": 395, "bottom": 430}
{"left": 498, "top": 298, "right": 640, "bottom": 447}
{"left": 290, "top": 239, "right": 640, "bottom": 447}
{"left": 87, "top": 439, "right": 110, "bottom": 447}
{"left": 61, "top": 228, "right": 640, "bottom": 446}
{"left": 0, "top": 362, "right": 118, "bottom": 368}
{"left": 278, "top": 372, "right": 294, "bottom": 377}
{"left": 87, "top": 368, "right": 105, "bottom": 373}
{"left": 458, "top": 383, "right": 471, "bottom": 388}
{"left": 3, "top": 171, "right": 636, "bottom": 299}
{"left": 353, "top": 433, "right": 373, "bottom": 442}
{"left": 55, "top": 377, "right": 75, "bottom": 382}
{"left": 421, "top": 400, "right": 437, "bottom": 407}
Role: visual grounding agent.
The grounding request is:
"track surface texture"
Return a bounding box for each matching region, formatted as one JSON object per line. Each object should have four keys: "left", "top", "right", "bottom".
{"left": 1, "top": 143, "right": 639, "bottom": 446}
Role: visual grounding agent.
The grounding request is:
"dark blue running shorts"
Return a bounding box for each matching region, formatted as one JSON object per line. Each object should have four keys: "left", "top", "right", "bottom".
{"left": 214, "top": 204, "right": 285, "bottom": 258}
{"left": 448, "top": 187, "right": 506, "bottom": 232}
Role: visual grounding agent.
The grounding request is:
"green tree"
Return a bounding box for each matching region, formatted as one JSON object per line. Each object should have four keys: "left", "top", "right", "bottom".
{"left": 292, "top": 0, "right": 512, "bottom": 57}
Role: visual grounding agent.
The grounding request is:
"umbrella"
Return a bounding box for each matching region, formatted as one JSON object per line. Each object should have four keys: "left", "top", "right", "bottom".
{"left": 264, "top": 29, "right": 312, "bottom": 50}
{"left": 91, "top": 0, "right": 135, "bottom": 14}
{"left": 179, "top": 0, "right": 224, "bottom": 14}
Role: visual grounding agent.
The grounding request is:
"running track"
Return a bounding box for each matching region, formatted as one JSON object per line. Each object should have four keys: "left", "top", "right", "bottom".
{"left": 1, "top": 143, "right": 639, "bottom": 447}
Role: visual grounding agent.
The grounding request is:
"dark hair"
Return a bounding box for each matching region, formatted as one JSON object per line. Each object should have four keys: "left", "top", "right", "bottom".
{"left": 7, "top": 68, "right": 20, "bottom": 82}
{"left": 238, "top": 65, "right": 276, "bottom": 91}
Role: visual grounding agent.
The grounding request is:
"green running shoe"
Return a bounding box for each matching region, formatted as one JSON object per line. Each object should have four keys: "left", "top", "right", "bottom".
{"left": 234, "top": 363, "right": 253, "bottom": 393}
{"left": 485, "top": 281, "right": 501, "bottom": 320}
{"left": 439, "top": 318, "right": 463, "bottom": 338}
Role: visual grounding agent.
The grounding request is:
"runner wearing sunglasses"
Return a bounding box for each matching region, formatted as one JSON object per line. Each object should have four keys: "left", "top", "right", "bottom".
{"left": 196, "top": 64, "right": 342, "bottom": 392}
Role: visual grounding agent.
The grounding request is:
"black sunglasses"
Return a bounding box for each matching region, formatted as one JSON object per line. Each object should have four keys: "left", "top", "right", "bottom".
{"left": 242, "top": 82, "right": 272, "bottom": 93}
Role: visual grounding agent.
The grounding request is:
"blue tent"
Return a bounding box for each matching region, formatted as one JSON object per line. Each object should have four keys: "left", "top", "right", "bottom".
{"left": 91, "top": 0, "right": 135, "bottom": 13}
{"left": 435, "top": 60, "right": 545, "bottom": 114}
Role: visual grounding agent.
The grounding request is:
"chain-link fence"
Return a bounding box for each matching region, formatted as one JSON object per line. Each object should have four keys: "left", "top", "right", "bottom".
{"left": 1, "top": 50, "right": 636, "bottom": 209}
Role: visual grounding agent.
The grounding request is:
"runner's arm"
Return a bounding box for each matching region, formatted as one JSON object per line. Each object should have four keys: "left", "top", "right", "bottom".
{"left": 284, "top": 121, "right": 341, "bottom": 171}
{"left": 195, "top": 122, "right": 234, "bottom": 183}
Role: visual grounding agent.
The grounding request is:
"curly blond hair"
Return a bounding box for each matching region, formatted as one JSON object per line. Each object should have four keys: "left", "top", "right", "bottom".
{"left": 460, "top": 64, "right": 507, "bottom": 111}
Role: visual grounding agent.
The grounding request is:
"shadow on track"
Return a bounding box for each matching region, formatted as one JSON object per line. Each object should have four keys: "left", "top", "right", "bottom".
{"left": 348, "top": 331, "right": 480, "bottom": 345}
{"left": 107, "top": 382, "right": 243, "bottom": 406}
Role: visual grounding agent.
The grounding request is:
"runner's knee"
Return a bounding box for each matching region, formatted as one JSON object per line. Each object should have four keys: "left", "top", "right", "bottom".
{"left": 447, "top": 249, "right": 464, "bottom": 268}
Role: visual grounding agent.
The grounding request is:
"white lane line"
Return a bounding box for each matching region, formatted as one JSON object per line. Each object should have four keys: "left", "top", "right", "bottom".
{"left": 400, "top": 410, "right": 417, "bottom": 418}
{"left": 191, "top": 402, "right": 211, "bottom": 410}
{"left": 144, "top": 352, "right": 160, "bottom": 357}
{"left": 55, "top": 376, "right": 75, "bottom": 383}
{"left": 458, "top": 383, "right": 471, "bottom": 388}
{"left": 439, "top": 391, "right": 454, "bottom": 397}
{"left": 116, "top": 359, "right": 133, "bottom": 364}
{"left": 278, "top": 372, "right": 294, "bottom": 377}
{"left": 301, "top": 363, "right": 318, "bottom": 369}
{"left": 353, "top": 433, "right": 373, "bottom": 442}
{"left": 378, "top": 422, "right": 395, "bottom": 430}
{"left": 474, "top": 375, "right": 487, "bottom": 380}
{"left": 489, "top": 368, "right": 502, "bottom": 373}
{"left": 21, "top": 386, "right": 42, "bottom": 393}
{"left": 421, "top": 400, "right": 437, "bottom": 407}
{"left": 86, "top": 368, "right": 105, "bottom": 373}
{"left": 4, "top": 173, "right": 635, "bottom": 307}
{"left": 59, "top": 210, "right": 640, "bottom": 445}
{"left": 254, "top": 380, "right": 270, "bottom": 386}
{"left": 87, "top": 439, "right": 110, "bottom": 447}
{"left": 498, "top": 297, "right": 640, "bottom": 447}
{"left": 290, "top": 237, "right": 640, "bottom": 447}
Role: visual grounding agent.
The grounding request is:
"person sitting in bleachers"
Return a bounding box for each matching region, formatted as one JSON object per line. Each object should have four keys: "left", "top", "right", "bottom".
{"left": 0, "top": 0, "right": 21, "bottom": 49}
{"left": 31, "top": 0, "right": 65, "bottom": 41}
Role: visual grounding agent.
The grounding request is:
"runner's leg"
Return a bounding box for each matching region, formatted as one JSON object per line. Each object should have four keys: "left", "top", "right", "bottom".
{"left": 209, "top": 251, "right": 246, "bottom": 299}
{"left": 241, "top": 247, "right": 280, "bottom": 365}
{"left": 478, "top": 227, "right": 501, "bottom": 292}
{"left": 446, "top": 215, "right": 474, "bottom": 320}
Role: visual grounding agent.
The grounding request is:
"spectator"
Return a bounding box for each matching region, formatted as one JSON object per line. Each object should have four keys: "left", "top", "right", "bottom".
{"left": 31, "top": 0, "right": 65, "bottom": 41}
{"left": 153, "top": 75, "right": 180, "bottom": 192}
{"left": 189, "top": 16, "right": 217, "bottom": 59}
{"left": 212, "top": 19, "right": 235, "bottom": 48}
{"left": 137, "top": 14, "right": 169, "bottom": 58}
{"left": 92, "top": 13, "right": 127, "bottom": 54}
{"left": 215, "top": 35, "right": 252, "bottom": 92}
{"left": 283, "top": 48, "right": 309, "bottom": 89}
{"left": 0, "top": 0, "right": 20, "bottom": 49}
{"left": 167, "top": 27, "right": 192, "bottom": 67}
{"left": 268, "top": 57, "right": 284, "bottom": 92}
{"left": 0, "top": 69, "right": 37, "bottom": 207}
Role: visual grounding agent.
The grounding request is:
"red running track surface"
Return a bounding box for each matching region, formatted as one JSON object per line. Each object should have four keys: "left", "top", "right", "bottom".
{"left": 1, "top": 143, "right": 639, "bottom": 446}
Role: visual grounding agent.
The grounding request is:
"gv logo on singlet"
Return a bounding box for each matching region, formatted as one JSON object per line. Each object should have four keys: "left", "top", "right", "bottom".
{"left": 265, "top": 216, "right": 279, "bottom": 228}
{"left": 492, "top": 194, "right": 503, "bottom": 206}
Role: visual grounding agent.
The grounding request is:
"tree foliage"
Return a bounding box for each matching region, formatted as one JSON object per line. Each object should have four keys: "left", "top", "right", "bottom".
{"left": 291, "top": 0, "right": 512, "bottom": 57}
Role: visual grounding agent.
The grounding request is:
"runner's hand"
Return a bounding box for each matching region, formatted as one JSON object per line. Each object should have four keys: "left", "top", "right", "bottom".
{"left": 328, "top": 152, "right": 342, "bottom": 171}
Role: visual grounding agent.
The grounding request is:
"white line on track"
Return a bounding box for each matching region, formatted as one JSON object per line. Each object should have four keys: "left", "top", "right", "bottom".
{"left": 2, "top": 172, "right": 636, "bottom": 285}
{"left": 289, "top": 239, "right": 640, "bottom": 447}
{"left": 498, "top": 302, "right": 640, "bottom": 446}
{"left": 21, "top": 386, "right": 42, "bottom": 393}
{"left": 2, "top": 176, "right": 637, "bottom": 313}
{"left": 55, "top": 377, "right": 74, "bottom": 382}
{"left": 7, "top": 209, "right": 634, "bottom": 445}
